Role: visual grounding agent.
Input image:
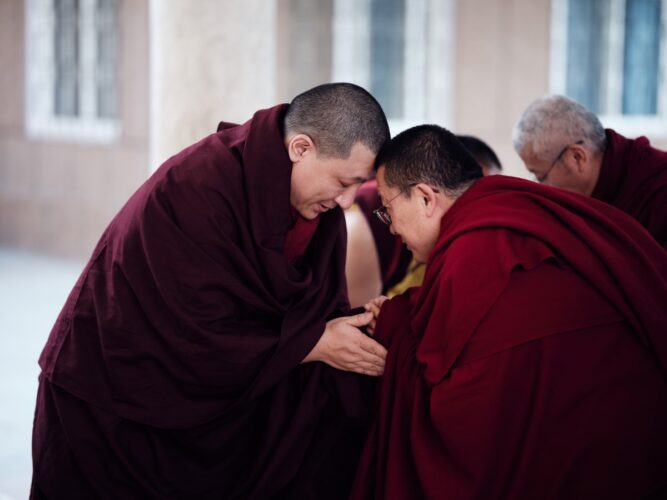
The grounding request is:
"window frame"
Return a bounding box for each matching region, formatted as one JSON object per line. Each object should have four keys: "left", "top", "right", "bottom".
{"left": 332, "top": 0, "right": 455, "bottom": 134}
{"left": 25, "top": 0, "right": 121, "bottom": 143}
{"left": 549, "top": 0, "right": 667, "bottom": 138}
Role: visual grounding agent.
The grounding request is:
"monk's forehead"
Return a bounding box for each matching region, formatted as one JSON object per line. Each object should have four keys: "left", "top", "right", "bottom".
{"left": 375, "top": 167, "right": 394, "bottom": 200}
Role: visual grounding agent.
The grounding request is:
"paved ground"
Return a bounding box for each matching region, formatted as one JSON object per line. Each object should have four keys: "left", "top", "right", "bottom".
{"left": 0, "top": 248, "right": 83, "bottom": 499}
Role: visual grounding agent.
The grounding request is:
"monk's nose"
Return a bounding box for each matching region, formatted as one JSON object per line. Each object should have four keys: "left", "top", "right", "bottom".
{"left": 335, "top": 187, "right": 357, "bottom": 210}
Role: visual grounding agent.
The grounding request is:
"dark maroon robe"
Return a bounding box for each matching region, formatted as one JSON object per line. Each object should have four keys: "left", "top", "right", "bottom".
{"left": 351, "top": 176, "right": 667, "bottom": 499}
{"left": 354, "top": 180, "right": 412, "bottom": 292}
{"left": 31, "top": 105, "right": 371, "bottom": 499}
{"left": 592, "top": 129, "right": 667, "bottom": 248}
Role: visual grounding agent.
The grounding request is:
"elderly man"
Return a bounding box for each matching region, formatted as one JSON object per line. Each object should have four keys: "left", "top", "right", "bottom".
{"left": 31, "top": 83, "right": 390, "bottom": 499}
{"left": 351, "top": 125, "right": 667, "bottom": 499}
{"left": 513, "top": 94, "right": 667, "bottom": 248}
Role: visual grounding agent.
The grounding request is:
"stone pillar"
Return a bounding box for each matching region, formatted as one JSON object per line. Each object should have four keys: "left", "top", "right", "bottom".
{"left": 149, "top": 0, "right": 277, "bottom": 169}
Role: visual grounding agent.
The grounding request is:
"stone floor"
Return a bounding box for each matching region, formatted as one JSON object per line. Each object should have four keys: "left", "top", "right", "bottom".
{"left": 0, "top": 248, "right": 82, "bottom": 500}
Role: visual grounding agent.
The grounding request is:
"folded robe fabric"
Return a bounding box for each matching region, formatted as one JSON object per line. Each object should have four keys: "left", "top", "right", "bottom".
{"left": 592, "top": 128, "right": 667, "bottom": 248}
{"left": 351, "top": 175, "right": 667, "bottom": 499}
{"left": 32, "top": 105, "right": 370, "bottom": 499}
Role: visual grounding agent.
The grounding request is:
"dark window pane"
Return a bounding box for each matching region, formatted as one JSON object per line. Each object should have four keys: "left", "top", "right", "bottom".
{"left": 370, "top": 0, "right": 405, "bottom": 119}
{"left": 566, "top": 0, "right": 609, "bottom": 114}
{"left": 54, "top": 0, "right": 80, "bottom": 116}
{"left": 623, "top": 0, "right": 661, "bottom": 114}
{"left": 96, "top": 0, "right": 117, "bottom": 118}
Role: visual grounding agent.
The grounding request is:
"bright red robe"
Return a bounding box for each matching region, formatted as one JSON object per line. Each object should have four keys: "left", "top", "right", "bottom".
{"left": 351, "top": 175, "right": 667, "bottom": 499}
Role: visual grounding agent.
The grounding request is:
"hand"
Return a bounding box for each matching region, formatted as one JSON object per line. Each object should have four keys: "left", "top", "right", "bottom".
{"left": 364, "top": 295, "right": 388, "bottom": 336}
{"left": 302, "top": 312, "right": 387, "bottom": 376}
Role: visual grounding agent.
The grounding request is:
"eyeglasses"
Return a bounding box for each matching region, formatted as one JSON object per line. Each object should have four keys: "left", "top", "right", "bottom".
{"left": 373, "top": 191, "right": 403, "bottom": 225}
{"left": 373, "top": 184, "right": 417, "bottom": 226}
{"left": 536, "top": 140, "right": 584, "bottom": 183}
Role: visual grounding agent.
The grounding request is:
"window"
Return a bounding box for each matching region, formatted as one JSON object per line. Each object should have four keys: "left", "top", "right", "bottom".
{"left": 550, "top": 0, "right": 667, "bottom": 137}
{"left": 25, "top": 0, "right": 120, "bottom": 142}
{"left": 332, "top": 0, "right": 455, "bottom": 133}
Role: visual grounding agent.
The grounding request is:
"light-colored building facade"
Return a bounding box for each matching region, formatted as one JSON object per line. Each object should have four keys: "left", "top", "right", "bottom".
{"left": 1, "top": 0, "right": 665, "bottom": 259}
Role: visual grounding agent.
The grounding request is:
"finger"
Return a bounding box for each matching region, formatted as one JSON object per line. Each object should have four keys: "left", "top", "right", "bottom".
{"left": 364, "top": 303, "right": 382, "bottom": 317}
{"left": 365, "top": 295, "right": 388, "bottom": 309}
{"left": 355, "top": 359, "right": 385, "bottom": 371}
{"left": 356, "top": 363, "right": 384, "bottom": 376}
{"left": 346, "top": 311, "right": 374, "bottom": 327}
{"left": 355, "top": 350, "right": 386, "bottom": 369}
{"left": 354, "top": 364, "right": 382, "bottom": 376}
{"left": 359, "top": 337, "right": 388, "bottom": 359}
{"left": 358, "top": 368, "right": 383, "bottom": 377}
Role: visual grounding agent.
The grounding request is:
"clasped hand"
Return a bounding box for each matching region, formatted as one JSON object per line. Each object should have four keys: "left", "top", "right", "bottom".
{"left": 303, "top": 310, "right": 387, "bottom": 376}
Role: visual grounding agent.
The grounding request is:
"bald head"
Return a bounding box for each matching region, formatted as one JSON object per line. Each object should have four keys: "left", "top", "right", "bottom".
{"left": 513, "top": 95, "right": 607, "bottom": 195}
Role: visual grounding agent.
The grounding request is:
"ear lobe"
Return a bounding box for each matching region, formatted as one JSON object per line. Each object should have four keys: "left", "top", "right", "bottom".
{"left": 415, "top": 184, "right": 438, "bottom": 217}
{"left": 287, "top": 134, "right": 314, "bottom": 162}
{"left": 570, "top": 145, "right": 588, "bottom": 173}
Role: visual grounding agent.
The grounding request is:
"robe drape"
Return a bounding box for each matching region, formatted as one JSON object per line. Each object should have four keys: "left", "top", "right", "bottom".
{"left": 32, "top": 105, "right": 370, "bottom": 499}
{"left": 592, "top": 129, "right": 667, "bottom": 248}
{"left": 351, "top": 175, "right": 667, "bottom": 499}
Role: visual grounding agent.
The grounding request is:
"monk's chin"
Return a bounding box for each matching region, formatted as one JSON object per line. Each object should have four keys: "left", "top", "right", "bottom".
{"left": 297, "top": 207, "right": 319, "bottom": 220}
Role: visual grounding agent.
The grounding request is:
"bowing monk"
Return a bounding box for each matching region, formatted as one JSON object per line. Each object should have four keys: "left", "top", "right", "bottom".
{"left": 514, "top": 94, "right": 667, "bottom": 248}
{"left": 345, "top": 135, "right": 503, "bottom": 307}
{"left": 351, "top": 125, "right": 667, "bottom": 499}
{"left": 31, "top": 83, "right": 390, "bottom": 499}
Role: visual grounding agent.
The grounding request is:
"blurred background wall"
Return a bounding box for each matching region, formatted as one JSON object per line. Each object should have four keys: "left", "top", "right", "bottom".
{"left": 1, "top": 0, "right": 666, "bottom": 260}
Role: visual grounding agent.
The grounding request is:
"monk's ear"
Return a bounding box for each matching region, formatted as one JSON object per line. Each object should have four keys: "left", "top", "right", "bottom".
{"left": 414, "top": 184, "right": 440, "bottom": 217}
{"left": 569, "top": 143, "right": 589, "bottom": 174}
{"left": 287, "top": 134, "right": 315, "bottom": 162}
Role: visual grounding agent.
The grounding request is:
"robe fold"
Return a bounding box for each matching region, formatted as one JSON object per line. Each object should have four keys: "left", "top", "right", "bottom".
{"left": 592, "top": 129, "right": 667, "bottom": 248}
{"left": 32, "top": 105, "right": 369, "bottom": 499}
{"left": 351, "top": 176, "right": 667, "bottom": 500}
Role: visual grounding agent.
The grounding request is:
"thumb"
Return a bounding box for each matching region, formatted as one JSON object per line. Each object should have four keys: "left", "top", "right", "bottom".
{"left": 346, "top": 311, "right": 373, "bottom": 327}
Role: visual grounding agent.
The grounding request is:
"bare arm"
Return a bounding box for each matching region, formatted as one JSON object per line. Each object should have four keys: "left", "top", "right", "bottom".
{"left": 345, "top": 207, "right": 383, "bottom": 308}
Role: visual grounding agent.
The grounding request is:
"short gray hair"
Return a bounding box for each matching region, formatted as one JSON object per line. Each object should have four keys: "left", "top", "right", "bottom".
{"left": 512, "top": 95, "right": 607, "bottom": 162}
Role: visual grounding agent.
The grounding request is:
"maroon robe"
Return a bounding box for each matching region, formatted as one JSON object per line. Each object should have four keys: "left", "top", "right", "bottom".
{"left": 31, "top": 105, "right": 370, "bottom": 499}
{"left": 355, "top": 180, "right": 412, "bottom": 292}
{"left": 351, "top": 175, "right": 667, "bottom": 499}
{"left": 592, "top": 129, "right": 667, "bottom": 248}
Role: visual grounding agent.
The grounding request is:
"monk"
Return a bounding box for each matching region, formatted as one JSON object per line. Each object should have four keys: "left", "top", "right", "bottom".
{"left": 31, "top": 83, "right": 391, "bottom": 499}
{"left": 351, "top": 125, "right": 667, "bottom": 499}
{"left": 514, "top": 94, "right": 667, "bottom": 248}
{"left": 345, "top": 135, "right": 502, "bottom": 307}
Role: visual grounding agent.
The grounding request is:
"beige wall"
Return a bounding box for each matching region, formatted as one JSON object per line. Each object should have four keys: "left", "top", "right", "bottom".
{"left": 276, "top": 0, "right": 334, "bottom": 102}
{"left": 453, "top": 0, "right": 552, "bottom": 178}
{"left": 0, "top": 0, "right": 150, "bottom": 259}
{"left": 1, "top": 0, "right": 665, "bottom": 258}
{"left": 149, "top": 0, "right": 279, "bottom": 169}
